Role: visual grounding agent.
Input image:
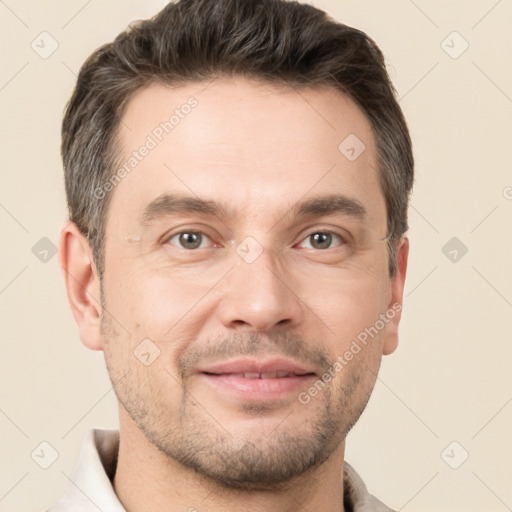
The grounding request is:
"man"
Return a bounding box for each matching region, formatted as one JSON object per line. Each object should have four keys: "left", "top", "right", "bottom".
{"left": 53, "top": 0, "right": 413, "bottom": 510}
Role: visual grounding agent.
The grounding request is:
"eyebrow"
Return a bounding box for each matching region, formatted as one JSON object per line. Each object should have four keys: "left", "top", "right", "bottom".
{"left": 140, "top": 194, "right": 235, "bottom": 225}
{"left": 139, "top": 192, "right": 367, "bottom": 226}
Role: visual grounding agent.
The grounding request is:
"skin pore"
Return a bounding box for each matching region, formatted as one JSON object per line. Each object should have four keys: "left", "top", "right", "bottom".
{"left": 59, "top": 76, "right": 408, "bottom": 512}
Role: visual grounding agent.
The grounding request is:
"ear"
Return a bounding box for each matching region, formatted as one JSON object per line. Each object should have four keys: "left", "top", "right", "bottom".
{"left": 382, "top": 236, "right": 409, "bottom": 356}
{"left": 59, "top": 220, "right": 104, "bottom": 351}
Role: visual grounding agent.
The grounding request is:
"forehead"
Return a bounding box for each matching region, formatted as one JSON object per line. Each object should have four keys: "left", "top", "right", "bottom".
{"left": 107, "top": 77, "right": 384, "bottom": 233}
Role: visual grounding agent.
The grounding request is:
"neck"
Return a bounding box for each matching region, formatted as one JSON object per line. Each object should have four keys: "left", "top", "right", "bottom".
{"left": 113, "top": 412, "right": 346, "bottom": 512}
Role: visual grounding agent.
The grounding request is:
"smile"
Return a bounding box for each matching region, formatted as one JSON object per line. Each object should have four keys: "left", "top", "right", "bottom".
{"left": 197, "top": 358, "right": 317, "bottom": 399}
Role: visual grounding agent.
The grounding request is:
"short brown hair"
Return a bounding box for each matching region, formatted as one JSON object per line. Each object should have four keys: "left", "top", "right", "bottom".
{"left": 62, "top": 0, "right": 413, "bottom": 279}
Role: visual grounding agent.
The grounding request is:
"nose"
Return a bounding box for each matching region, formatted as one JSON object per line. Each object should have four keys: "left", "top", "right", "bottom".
{"left": 216, "top": 246, "right": 305, "bottom": 332}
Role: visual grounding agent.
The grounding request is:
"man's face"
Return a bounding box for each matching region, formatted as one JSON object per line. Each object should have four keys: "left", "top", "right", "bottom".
{"left": 98, "top": 77, "right": 407, "bottom": 488}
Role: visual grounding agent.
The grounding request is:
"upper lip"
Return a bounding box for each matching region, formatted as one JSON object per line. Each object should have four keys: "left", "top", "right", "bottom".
{"left": 198, "top": 357, "right": 316, "bottom": 376}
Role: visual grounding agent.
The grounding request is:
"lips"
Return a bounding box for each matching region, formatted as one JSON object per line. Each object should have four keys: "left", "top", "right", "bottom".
{"left": 220, "top": 371, "right": 308, "bottom": 379}
{"left": 199, "top": 357, "right": 315, "bottom": 377}
{"left": 197, "top": 358, "right": 317, "bottom": 399}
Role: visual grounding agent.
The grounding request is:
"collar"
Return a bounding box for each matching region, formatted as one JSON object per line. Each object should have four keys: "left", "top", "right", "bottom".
{"left": 47, "top": 429, "right": 395, "bottom": 512}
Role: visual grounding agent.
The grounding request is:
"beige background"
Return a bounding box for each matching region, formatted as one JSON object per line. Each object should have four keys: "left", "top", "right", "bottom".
{"left": 1, "top": 0, "right": 511, "bottom": 510}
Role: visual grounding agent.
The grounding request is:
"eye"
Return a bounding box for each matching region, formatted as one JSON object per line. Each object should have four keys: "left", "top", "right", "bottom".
{"left": 167, "top": 231, "right": 212, "bottom": 250}
{"left": 297, "top": 231, "right": 346, "bottom": 250}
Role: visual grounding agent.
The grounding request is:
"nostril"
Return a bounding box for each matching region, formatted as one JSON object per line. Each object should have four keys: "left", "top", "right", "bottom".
{"left": 231, "top": 320, "right": 250, "bottom": 328}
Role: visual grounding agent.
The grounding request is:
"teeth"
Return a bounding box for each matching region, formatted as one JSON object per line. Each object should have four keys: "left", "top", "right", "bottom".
{"left": 235, "top": 371, "right": 303, "bottom": 379}
{"left": 208, "top": 371, "right": 309, "bottom": 379}
{"left": 240, "top": 372, "right": 291, "bottom": 379}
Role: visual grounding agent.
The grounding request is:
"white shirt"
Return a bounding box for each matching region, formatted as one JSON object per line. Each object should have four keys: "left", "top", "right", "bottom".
{"left": 47, "top": 429, "right": 396, "bottom": 512}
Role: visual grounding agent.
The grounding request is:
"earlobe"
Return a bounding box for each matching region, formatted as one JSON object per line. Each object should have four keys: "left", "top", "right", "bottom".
{"left": 382, "top": 236, "right": 409, "bottom": 356}
{"left": 59, "top": 221, "right": 104, "bottom": 351}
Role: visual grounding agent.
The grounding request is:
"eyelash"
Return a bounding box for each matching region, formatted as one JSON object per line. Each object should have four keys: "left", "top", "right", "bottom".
{"left": 163, "top": 229, "right": 348, "bottom": 251}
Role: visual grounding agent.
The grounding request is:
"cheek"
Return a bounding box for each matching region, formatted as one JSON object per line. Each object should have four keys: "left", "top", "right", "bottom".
{"left": 305, "top": 272, "right": 388, "bottom": 342}
{"left": 105, "top": 263, "right": 220, "bottom": 347}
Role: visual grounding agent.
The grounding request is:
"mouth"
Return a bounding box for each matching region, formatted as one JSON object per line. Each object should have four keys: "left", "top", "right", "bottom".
{"left": 197, "top": 358, "right": 317, "bottom": 399}
{"left": 204, "top": 371, "right": 311, "bottom": 379}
